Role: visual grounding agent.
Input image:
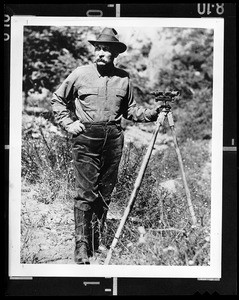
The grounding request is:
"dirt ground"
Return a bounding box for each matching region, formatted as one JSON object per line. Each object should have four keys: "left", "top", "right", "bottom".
{"left": 21, "top": 185, "right": 121, "bottom": 265}
{"left": 21, "top": 187, "right": 75, "bottom": 264}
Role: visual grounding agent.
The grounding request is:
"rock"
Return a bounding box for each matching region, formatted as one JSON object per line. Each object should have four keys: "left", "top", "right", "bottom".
{"left": 124, "top": 124, "right": 170, "bottom": 153}
{"left": 188, "top": 260, "right": 194, "bottom": 266}
{"left": 158, "top": 179, "right": 180, "bottom": 194}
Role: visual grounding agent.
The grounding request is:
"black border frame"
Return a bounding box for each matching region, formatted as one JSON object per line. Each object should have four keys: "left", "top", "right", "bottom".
{"left": 3, "top": 3, "right": 237, "bottom": 296}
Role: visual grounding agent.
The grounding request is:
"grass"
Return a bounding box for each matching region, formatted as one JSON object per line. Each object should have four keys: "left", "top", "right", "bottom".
{"left": 21, "top": 114, "right": 211, "bottom": 266}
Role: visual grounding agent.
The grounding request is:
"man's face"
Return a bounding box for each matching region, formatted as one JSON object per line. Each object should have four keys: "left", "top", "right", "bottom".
{"left": 94, "top": 44, "right": 118, "bottom": 67}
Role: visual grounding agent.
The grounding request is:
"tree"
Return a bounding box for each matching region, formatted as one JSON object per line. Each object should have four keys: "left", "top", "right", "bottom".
{"left": 155, "top": 28, "right": 214, "bottom": 141}
{"left": 23, "top": 26, "right": 98, "bottom": 100}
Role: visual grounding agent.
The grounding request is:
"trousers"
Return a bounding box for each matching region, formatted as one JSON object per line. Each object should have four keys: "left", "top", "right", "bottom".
{"left": 72, "top": 123, "right": 124, "bottom": 212}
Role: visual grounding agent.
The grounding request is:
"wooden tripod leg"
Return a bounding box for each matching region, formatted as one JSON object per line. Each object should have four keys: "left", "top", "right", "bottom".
{"left": 104, "top": 112, "right": 166, "bottom": 265}
{"left": 167, "top": 111, "right": 197, "bottom": 226}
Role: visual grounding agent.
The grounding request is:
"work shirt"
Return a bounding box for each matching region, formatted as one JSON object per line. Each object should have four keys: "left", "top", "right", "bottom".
{"left": 51, "top": 63, "right": 158, "bottom": 129}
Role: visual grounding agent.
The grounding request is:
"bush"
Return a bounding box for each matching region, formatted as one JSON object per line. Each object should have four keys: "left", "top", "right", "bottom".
{"left": 23, "top": 26, "right": 97, "bottom": 97}
{"left": 21, "top": 114, "right": 74, "bottom": 197}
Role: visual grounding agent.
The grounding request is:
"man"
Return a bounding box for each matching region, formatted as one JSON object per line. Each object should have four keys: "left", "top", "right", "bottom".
{"left": 51, "top": 27, "right": 160, "bottom": 264}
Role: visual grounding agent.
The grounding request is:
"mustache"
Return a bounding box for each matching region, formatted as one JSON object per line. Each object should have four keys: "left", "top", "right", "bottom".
{"left": 95, "top": 58, "right": 106, "bottom": 63}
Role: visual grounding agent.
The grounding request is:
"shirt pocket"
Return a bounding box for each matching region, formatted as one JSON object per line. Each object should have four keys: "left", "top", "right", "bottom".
{"left": 77, "top": 87, "right": 99, "bottom": 110}
{"left": 111, "top": 88, "right": 126, "bottom": 111}
{"left": 115, "top": 88, "right": 126, "bottom": 99}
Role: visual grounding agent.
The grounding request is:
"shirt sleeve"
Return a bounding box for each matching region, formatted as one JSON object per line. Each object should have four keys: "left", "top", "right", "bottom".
{"left": 125, "top": 78, "right": 158, "bottom": 122}
{"left": 51, "top": 69, "right": 78, "bottom": 129}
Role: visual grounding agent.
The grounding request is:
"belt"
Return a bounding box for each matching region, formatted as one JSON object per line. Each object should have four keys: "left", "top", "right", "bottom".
{"left": 82, "top": 121, "right": 121, "bottom": 125}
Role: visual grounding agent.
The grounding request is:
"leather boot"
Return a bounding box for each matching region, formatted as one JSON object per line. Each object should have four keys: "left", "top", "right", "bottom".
{"left": 74, "top": 207, "right": 92, "bottom": 264}
{"left": 91, "top": 206, "right": 108, "bottom": 253}
{"left": 98, "top": 207, "right": 108, "bottom": 252}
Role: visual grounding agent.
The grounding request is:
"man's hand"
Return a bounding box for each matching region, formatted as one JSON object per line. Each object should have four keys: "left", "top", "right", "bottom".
{"left": 66, "top": 120, "right": 86, "bottom": 135}
{"left": 156, "top": 106, "right": 163, "bottom": 114}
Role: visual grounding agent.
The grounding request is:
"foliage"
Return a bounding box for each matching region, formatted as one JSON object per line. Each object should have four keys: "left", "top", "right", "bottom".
{"left": 23, "top": 26, "right": 97, "bottom": 97}
{"left": 117, "top": 45, "right": 153, "bottom": 104}
{"left": 155, "top": 28, "right": 213, "bottom": 141}
{"left": 21, "top": 114, "right": 74, "bottom": 203}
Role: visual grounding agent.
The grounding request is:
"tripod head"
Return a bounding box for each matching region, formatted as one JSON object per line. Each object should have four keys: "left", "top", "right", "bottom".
{"left": 150, "top": 90, "right": 180, "bottom": 103}
{"left": 151, "top": 90, "right": 180, "bottom": 114}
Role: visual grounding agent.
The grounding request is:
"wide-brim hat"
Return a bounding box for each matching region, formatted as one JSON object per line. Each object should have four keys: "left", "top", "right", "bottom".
{"left": 88, "top": 27, "right": 127, "bottom": 53}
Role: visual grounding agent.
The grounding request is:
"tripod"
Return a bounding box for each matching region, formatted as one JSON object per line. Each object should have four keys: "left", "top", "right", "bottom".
{"left": 104, "top": 93, "right": 197, "bottom": 265}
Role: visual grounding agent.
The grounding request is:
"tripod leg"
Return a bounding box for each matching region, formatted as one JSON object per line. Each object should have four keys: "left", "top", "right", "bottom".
{"left": 104, "top": 111, "right": 166, "bottom": 265}
{"left": 167, "top": 112, "right": 197, "bottom": 226}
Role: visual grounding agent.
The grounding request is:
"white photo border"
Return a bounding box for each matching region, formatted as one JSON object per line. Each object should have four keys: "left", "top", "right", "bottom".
{"left": 9, "top": 16, "right": 224, "bottom": 278}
